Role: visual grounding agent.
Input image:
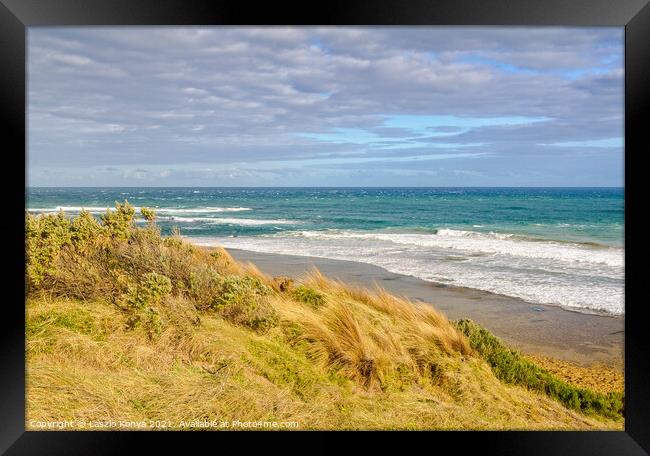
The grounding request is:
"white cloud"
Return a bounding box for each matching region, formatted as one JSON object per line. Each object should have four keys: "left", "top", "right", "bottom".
{"left": 27, "top": 27, "right": 623, "bottom": 186}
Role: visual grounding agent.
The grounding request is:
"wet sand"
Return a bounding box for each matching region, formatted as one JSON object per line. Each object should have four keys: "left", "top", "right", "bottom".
{"left": 226, "top": 248, "right": 624, "bottom": 370}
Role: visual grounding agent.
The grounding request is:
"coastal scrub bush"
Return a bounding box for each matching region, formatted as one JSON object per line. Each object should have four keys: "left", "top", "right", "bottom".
{"left": 125, "top": 272, "right": 173, "bottom": 310}
{"left": 162, "top": 227, "right": 185, "bottom": 249}
{"left": 26, "top": 212, "right": 72, "bottom": 287}
{"left": 140, "top": 207, "right": 156, "bottom": 222}
{"left": 49, "top": 247, "right": 116, "bottom": 300}
{"left": 69, "top": 210, "right": 103, "bottom": 252}
{"left": 26, "top": 203, "right": 219, "bottom": 304}
{"left": 187, "top": 265, "right": 222, "bottom": 310}
{"left": 212, "top": 275, "right": 278, "bottom": 333}
{"left": 123, "top": 272, "right": 172, "bottom": 338}
{"left": 101, "top": 201, "right": 135, "bottom": 240}
{"left": 292, "top": 285, "right": 326, "bottom": 308}
{"left": 455, "top": 318, "right": 624, "bottom": 419}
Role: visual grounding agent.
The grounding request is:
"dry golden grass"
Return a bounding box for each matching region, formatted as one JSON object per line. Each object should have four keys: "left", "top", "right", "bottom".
{"left": 26, "top": 289, "right": 621, "bottom": 430}
{"left": 25, "top": 207, "right": 623, "bottom": 430}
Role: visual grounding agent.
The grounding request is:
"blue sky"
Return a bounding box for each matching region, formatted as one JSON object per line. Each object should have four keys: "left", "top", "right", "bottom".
{"left": 27, "top": 27, "right": 624, "bottom": 187}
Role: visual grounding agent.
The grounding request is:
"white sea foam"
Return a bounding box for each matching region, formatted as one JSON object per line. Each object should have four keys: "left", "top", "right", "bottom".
{"left": 28, "top": 206, "right": 252, "bottom": 214}
{"left": 206, "top": 218, "right": 296, "bottom": 226}
{"left": 160, "top": 216, "right": 217, "bottom": 223}
{"left": 282, "top": 229, "right": 622, "bottom": 267}
{"left": 161, "top": 216, "right": 295, "bottom": 225}
{"left": 190, "top": 228, "right": 624, "bottom": 315}
{"left": 28, "top": 206, "right": 117, "bottom": 213}
{"left": 158, "top": 207, "right": 251, "bottom": 213}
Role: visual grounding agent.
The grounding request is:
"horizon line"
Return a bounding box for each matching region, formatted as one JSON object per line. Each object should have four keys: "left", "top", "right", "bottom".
{"left": 26, "top": 185, "right": 625, "bottom": 189}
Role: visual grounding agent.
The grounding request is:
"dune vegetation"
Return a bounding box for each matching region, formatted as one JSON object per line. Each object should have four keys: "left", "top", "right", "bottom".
{"left": 25, "top": 202, "right": 623, "bottom": 430}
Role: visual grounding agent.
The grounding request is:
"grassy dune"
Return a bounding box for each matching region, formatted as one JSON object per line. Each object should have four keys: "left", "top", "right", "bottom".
{"left": 25, "top": 203, "right": 623, "bottom": 430}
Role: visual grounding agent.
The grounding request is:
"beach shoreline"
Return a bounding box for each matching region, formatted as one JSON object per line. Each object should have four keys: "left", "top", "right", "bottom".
{"left": 222, "top": 247, "right": 624, "bottom": 371}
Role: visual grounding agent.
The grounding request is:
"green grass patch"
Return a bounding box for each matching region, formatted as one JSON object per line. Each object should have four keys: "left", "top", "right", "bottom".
{"left": 245, "top": 339, "right": 328, "bottom": 399}
{"left": 28, "top": 308, "right": 96, "bottom": 337}
{"left": 292, "top": 285, "right": 326, "bottom": 308}
{"left": 454, "top": 319, "right": 624, "bottom": 420}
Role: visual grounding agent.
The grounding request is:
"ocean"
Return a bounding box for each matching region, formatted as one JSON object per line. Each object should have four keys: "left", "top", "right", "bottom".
{"left": 26, "top": 187, "right": 625, "bottom": 316}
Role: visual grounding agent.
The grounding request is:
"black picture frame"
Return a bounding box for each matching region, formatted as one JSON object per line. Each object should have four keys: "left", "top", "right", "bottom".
{"left": 2, "top": 0, "right": 648, "bottom": 454}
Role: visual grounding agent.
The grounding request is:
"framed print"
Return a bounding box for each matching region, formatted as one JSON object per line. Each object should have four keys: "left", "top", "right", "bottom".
{"left": 2, "top": 0, "right": 649, "bottom": 454}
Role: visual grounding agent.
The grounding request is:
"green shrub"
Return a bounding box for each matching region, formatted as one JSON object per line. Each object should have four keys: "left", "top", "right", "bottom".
{"left": 123, "top": 223, "right": 164, "bottom": 263}
{"left": 163, "top": 236, "right": 184, "bottom": 249}
{"left": 140, "top": 207, "right": 156, "bottom": 222}
{"left": 162, "top": 227, "right": 195, "bottom": 256}
{"left": 454, "top": 319, "right": 624, "bottom": 419}
{"left": 26, "top": 212, "right": 72, "bottom": 286}
{"left": 213, "top": 275, "right": 271, "bottom": 306}
{"left": 187, "top": 265, "right": 222, "bottom": 309}
{"left": 101, "top": 201, "right": 135, "bottom": 240}
{"left": 47, "top": 248, "right": 115, "bottom": 300}
{"left": 212, "top": 275, "right": 278, "bottom": 333}
{"left": 25, "top": 204, "right": 278, "bottom": 336}
{"left": 122, "top": 272, "right": 172, "bottom": 338}
{"left": 125, "top": 272, "right": 172, "bottom": 310}
{"left": 69, "top": 210, "right": 103, "bottom": 252}
{"left": 292, "top": 285, "right": 326, "bottom": 308}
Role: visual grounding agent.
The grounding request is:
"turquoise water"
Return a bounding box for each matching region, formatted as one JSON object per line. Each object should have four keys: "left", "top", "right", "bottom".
{"left": 27, "top": 187, "right": 625, "bottom": 315}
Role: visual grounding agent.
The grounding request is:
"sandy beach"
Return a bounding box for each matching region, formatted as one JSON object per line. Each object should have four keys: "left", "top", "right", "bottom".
{"left": 226, "top": 248, "right": 624, "bottom": 370}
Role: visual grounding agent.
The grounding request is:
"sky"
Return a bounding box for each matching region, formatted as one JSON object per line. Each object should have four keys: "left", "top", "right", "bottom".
{"left": 27, "top": 27, "right": 624, "bottom": 187}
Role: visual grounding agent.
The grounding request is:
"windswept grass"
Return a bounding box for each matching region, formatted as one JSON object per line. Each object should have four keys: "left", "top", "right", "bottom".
{"left": 25, "top": 202, "right": 623, "bottom": 430}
